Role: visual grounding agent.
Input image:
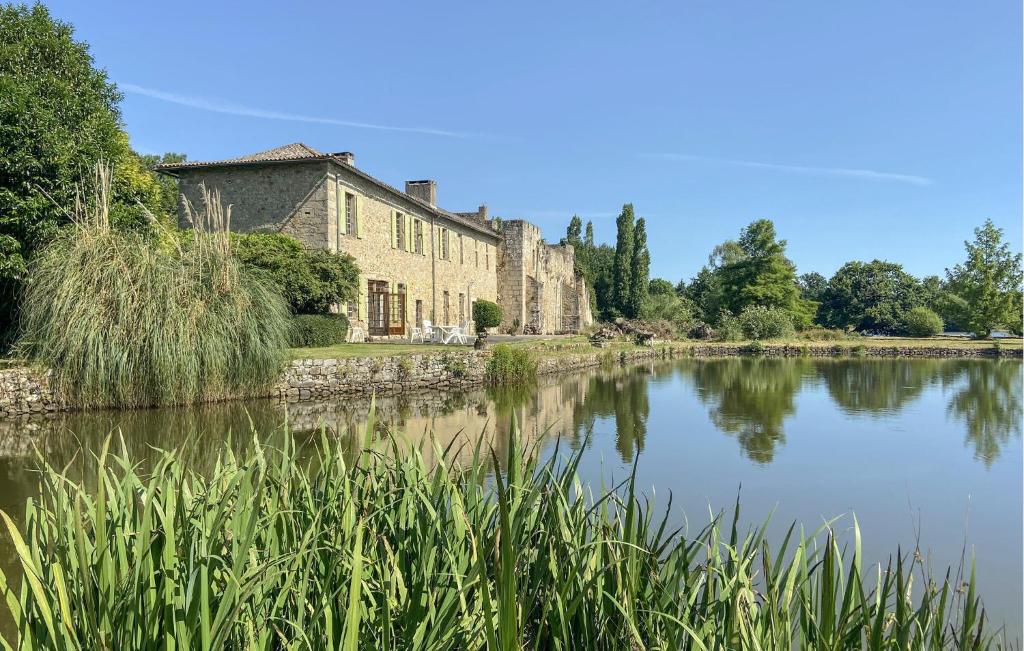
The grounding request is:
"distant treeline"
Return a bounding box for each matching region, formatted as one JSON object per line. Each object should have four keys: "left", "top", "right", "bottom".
{"left": 565, "top": 209, "right": 1022, "bottom": 339}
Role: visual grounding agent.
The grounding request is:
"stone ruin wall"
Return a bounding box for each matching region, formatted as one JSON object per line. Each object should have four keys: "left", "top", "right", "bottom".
{"left": 496, "top": 220, "right": 593, "bottom": 334}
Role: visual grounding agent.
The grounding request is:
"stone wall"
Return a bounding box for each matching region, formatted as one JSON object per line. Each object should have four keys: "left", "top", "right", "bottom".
{"left": 2, "top": 345, "right": 1018, "bottom": 419}
{"left": 496, "top": 220, "right": 592, "bottom": 334}
{"left": 176, "top": 162, "right": 332, "bottom": 248}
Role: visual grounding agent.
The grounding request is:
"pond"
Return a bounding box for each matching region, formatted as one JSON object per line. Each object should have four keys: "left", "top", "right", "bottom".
{"left": 0, "top": 357, "right": 1020, "bottom": 638}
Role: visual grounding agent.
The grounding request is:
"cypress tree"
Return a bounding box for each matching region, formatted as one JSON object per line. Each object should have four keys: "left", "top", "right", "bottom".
{"left": 612, "top": 204, "right": 635, "bottom": 315}
{"left": 627, "top": 218, "right": 650, "bottom": 318}
{"left": 566, "top": 215, "right": 583, "bottom": 246}
{"left": 585, "top": 221, "right": 594, "bottom": 247}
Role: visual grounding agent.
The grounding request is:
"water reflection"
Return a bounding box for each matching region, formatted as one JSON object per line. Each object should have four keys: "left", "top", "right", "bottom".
{"left": 0, "top": 359, "right": 1018, "bottom": 475}
{"left": 820, "top": 360, "right": 943, "bottom": 415}
{"left": 944, "top": 361, "right": 1023, "bottom": 465}
{"left": 687, "top": 358, "right": 813, "bottom": 463}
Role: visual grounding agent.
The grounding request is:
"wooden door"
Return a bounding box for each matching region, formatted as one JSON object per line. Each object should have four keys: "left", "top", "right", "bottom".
{"left": 367, "top": 280, "right": 389, "bottom": 336}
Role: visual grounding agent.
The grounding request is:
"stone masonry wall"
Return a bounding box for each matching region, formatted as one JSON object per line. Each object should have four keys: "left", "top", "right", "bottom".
{"left": 496, "top": 220, "right": 592, "bottom": 334}
{"left": 176, "top": 162, "right": 332, "bottom": 248}
{"left": 2, "top": 344, "right": 1017, "bottom": 418}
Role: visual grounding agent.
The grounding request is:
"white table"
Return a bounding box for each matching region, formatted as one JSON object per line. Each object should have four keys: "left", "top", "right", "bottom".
{"left": 434, "top": 325, "right": 467, "bottom": 344}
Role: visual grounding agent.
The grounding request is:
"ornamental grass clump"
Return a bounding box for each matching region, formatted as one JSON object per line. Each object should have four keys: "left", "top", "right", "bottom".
{"left": 16, "top": 166, "right": 289, "bottom": 408}
{"left": 0, "top": 409, "right": 1007, "bottom": 649}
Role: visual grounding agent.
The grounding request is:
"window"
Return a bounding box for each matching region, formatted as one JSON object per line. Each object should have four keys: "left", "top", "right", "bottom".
{"left": 415, "top": 300, "right": 423, "bottom": 328}
{"left": 347, "top": 302, "right": 357, "bottom": 319}
{"left": 475, "top": 241, "right": 479, "bottom": 267}
{"left": 414, "top": 220, "right": 423, "bottom": 254}
{"left": 440, "top": 228, "right": 449, "bottom": 260}
{"left": 485, "top": 244, "right": 490, "bottom": 270}
{"left": 344, "top": 193, "right": 356, "bottom": 235}
{"left": 394, "top": 212, "right": 406, "bottom": 250}
{"left": 442, "top": 291, "right": 450, "bottom": 324}
{"left": 458, "top": 293, "right": 465, "bottom": 325}
{"left": 459, "top": 234, "right": 464, "bottom": 264}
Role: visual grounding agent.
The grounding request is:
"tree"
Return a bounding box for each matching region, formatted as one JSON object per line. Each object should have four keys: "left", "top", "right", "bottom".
{"left": 717, "top": 220, "right": 814, "bottom": 327}
{"left": 944, "top": 220, "right": 1023, "bottom": 337}
{"left": 137, "top": 151, "right": 188, "bottom": 218}
{"left": 683, "top": 267, "right": 726, "bottom": 324}
{"left": 626, "top": 217, "right": 649, "bottom": 317}
{"left": 233, "top": 233, "right": 359, "bottom": 315}
{"left": 564, "top": 215, "right": 582, "bottom": 247}
{"left": 648, "top": 278, "right": 675, "bottom": 296}
{"left": 798, "top": 272, "right": 827, "bottom": 302}
{"left": 611, "top": 203, "right": 635, "bottom": 316}
{"left": 818, "top": 260, "right": 921, "bottom": 333}
{"left": 584, "top": 221, "right": 594, "bottom": 247}
{"left": 0, "top": 5, "right": 174, "bottom": 345}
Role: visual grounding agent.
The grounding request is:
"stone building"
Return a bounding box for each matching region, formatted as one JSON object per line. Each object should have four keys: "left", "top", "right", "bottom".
{"left": 158, "top": 143, "right": 591, "bottom": 337}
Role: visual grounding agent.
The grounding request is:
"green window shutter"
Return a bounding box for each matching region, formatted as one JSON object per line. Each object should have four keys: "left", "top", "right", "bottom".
{"left": 338, "top": 189, "right": 347, "bottom": 235}
{"left": 357, "top": 276, "right": 367, "bottom": 320}
{"left": 390, "top": 210, "right": 397, "bottom": 248}
{"left": 420, "top": 221, "right": 426, "bottom": 256}
{"left": 405, "top": 214, "right": 412, "bottom": 252}
{"left": 355, "top": 196, "right": 363, "bottom": 238}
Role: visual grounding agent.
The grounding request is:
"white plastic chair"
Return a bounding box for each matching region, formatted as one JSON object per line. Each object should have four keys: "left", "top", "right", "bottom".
{"left": 421, "top": 320, "right": 435, "bottom": 343}
{"left": 410, "top": 325, "right": 423, "bottom": 342}
{"left": 347, "top": 325, "right": 365, "bottom": 343}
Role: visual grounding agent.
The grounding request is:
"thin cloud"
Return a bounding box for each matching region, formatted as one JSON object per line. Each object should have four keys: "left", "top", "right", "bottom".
{"left": 120, "top": 82, "right": 473, "bottom": 139}
{"left": 643, "top": 153, "right": 932, "bottom": 186}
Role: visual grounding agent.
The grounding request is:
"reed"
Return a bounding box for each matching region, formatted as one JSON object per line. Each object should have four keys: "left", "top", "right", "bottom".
{"left": 15, "top": 168, "right": 289, "bottom": 408}
{"left": 484, "top": 344, "right": 537, "bottom": 387}
{"left": 0, "top": 411, "right": 1008, "bottom": 649}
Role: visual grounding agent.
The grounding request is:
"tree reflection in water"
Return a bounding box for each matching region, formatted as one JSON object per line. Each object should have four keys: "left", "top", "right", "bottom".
{"left": 685, "top": 358, "right": 813, "bottom": 463}
{"left": 944, "top": 360, "right": 1023, "bottom": 466}
{"left": 819, "top": 359, "right": 944, "bottom": 415}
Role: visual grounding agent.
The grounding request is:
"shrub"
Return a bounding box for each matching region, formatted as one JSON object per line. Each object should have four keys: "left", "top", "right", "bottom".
{"left": 17, "top": 174, "right": 289, "bottom": 408}
{"left": 484, "top": 344, "right": 537, "bottom": 386}
{"left": 740, "top": 340, "right": 765, "bottom": 355}
{"left": 288, "top": 314, "right": 348, "bottom": 348}
{"left": 715, "top": 312, "right": 744, "bottom": 342}
{"left": 736, "top": 305, "right": 795, "bottom": 340}
{"left": 472, "top": 299, "right": 502, "bottom": 334}
{"left": 234, "top": 232, "right": 359, "bottom": 315}
{"left": 902, "top": 306, "right": 944, "bottom": 337}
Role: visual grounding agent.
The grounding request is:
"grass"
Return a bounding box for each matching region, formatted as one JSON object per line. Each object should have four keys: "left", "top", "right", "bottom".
{"left": 15, "top": 170, "right": 290, "bottom": 408}
{"left": 0, "top": 410, "right": 1009, "bottom": 649}
{"left": 483, "top": 344, "right": 537, "bottom": 386}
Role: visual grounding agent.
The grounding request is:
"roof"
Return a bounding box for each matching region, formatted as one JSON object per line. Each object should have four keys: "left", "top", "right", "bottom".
{"left": 156, "top": 143, "right": 324, "bottom": 168}
{"left": 156, "top": 143, "right": 499, "bottom": 240}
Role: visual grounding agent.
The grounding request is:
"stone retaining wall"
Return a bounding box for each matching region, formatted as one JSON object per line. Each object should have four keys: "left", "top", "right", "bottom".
{"left": 1, "top": 343, "right": 1018, "bottom": 418}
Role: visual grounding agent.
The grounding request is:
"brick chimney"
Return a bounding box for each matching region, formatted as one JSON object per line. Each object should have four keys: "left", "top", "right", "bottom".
{"left": 405, "top": 180, "right": 437, "bottom": 206}
{"left": 334, "top": 151, "right": 355, "bottom": 166}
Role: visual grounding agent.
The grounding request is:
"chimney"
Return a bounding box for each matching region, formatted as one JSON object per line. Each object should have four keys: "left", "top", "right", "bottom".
{"left": 477, "top": 204, "right": 488, "bottom": 222}
{"left": 334, "top": 151, "right": 355, "bottom": 166}
{"left": 405, "top": 180, "right": 437, "bottom": 206}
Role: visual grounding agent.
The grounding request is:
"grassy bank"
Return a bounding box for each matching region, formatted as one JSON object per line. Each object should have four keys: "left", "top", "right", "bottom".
{"left": 0, "top": 414, "right": 1007, "bottom": 649}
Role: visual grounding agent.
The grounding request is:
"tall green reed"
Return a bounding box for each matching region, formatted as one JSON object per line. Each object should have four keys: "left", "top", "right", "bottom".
{"left": 16, "top": 166, "right": 289, "bottom": 408}
{"left": 0, "top": 409, "right": 1009, "bottom": 649}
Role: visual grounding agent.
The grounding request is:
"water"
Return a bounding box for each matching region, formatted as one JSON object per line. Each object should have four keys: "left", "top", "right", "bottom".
{"left": 0, "top": 357, "right": 1020, "bottom": 638}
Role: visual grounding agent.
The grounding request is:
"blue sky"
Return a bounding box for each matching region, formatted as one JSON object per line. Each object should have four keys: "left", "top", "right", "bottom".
{"left": 47, "top": 0, "right": 1021, "bottom": 282}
